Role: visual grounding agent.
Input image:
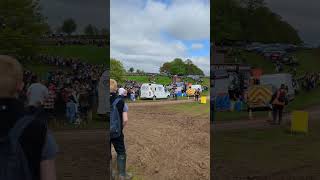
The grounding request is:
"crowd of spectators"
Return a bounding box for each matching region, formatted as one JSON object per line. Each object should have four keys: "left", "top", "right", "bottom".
{"left": 42, "top": 35, "right": 107, "bottom": 47}
{"left": 19, "top": 54, "right": 105, "bottom": 124}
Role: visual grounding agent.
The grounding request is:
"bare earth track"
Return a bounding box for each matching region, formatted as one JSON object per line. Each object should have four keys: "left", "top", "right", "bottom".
{"left": 123, "top": 101, "right": 210, "bottom": 179}
{"left": 54, "top": 100, "right": 210, "bottom": 180}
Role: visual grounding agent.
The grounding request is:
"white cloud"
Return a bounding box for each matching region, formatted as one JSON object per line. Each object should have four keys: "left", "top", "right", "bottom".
{"left": 191, "top": 43, "right": 204, "bottom": 50}
{"left": 110, "top": 0, "right": 210, "bottom": 75}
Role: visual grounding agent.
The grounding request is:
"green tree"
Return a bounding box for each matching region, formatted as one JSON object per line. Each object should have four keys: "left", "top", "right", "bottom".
{"left": 160, "top": 58, "right": 204, "bottom": 76}
{"left": 128, "top": 67, "right": 134, "bottom": 73}
{"left": 61, "top": 18, "right": 77, "bottom": 35}
{"left": 84, "top": 24, "right": 99, "bottom": 35}
{"left": 0, "top": 0, "right": 48, "bottom": 57}
{"left": 213, "top": 0, "right": 302, "bottom": 44}
{"left": 110, "top": 58, "right": 126, "bottom": 83}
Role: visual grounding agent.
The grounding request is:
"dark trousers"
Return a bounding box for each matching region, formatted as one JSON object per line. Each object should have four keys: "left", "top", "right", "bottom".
{"left": 272, "top": 104, "right": 284, "bottom": 124}
{"left": 109, "top": 133, "right": 126, "bottom": 159}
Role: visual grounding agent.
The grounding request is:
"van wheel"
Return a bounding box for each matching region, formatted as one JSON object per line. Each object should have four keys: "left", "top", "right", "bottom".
{"left": 153, "top": 96, "right": 156, "bottom": 100}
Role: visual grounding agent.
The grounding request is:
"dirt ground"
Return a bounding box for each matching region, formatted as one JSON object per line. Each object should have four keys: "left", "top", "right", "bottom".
{"left": 53, "top": 100, "right": 210, "bottom": 180}
{"left": 54, "top": 130, "right": 107, "bottom": 180}
{"left": 120, "top": 100, "right": 210, "bottom": 180}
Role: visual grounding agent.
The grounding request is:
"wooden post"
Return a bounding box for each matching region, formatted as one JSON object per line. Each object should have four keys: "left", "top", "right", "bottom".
{"left": 249, "top": 109, "right": 253, "bottom": 119}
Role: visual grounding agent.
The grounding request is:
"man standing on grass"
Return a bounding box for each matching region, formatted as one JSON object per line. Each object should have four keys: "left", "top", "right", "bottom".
{"left": 0, "top": 55, "right": 58, "bottom": 180}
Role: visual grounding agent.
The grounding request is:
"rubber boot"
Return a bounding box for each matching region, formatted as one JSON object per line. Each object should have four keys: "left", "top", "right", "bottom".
{"left": 117, "top": 155, "right": 132, "bottom": 180}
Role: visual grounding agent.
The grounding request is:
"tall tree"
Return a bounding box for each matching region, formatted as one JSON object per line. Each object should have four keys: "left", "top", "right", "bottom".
{"left": 128, "top": 67, "right": 134, "bottom": 73}
{"left": 213, "top": 0, "right": 302, "bottom": 44}
{"left": 160, "top": 58, "right": 204, "bottom": 76}
{"left": 0, "top": 0, "right": 48, "bottom": 56}
{"left": 110, "top": 58, "right": 126, "bottom": 83}
{"left": 61, "top": 18, "right": 77, "bottom": 35}
{"left": 84, "top": 24, "right": 99, "bottom": 35}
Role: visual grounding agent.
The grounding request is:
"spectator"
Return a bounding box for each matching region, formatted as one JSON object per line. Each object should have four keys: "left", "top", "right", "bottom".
{"left": 109, "top": 79, "right": 132, "bottom": 180}
{"left": 0, "top": 55, "right": 58, "bottom": 180}
{"left": 27, "top": 76, "right": 49, "bottom": 109}
{"left": 271, "top": 84, "right": 287, "bottom": 125}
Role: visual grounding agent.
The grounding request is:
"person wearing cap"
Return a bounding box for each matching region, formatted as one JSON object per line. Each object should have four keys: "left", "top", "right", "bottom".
{"left": 118, "top": 88, "right": 129, "bottom": 113}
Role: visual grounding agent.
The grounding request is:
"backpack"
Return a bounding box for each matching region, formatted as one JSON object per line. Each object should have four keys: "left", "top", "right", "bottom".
{"left": 110, "top": 97, "right": 122, "bottom": 139}
{"left": 0, "top": 115, "right": 36, "bottom": 180}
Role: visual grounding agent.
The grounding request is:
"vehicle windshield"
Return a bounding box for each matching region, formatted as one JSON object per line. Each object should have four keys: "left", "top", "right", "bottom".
{"left": 141, "top": 85, "right": 148, "bottom": 90}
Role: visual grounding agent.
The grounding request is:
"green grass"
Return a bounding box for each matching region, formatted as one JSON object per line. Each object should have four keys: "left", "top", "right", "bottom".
{"left": 287, "top": 87, "right": 320, "bottom": 111}
{"left": 164, "top": 101, "right": 210, "bottom": 117}
{"left": 126, "top": 75, "right": 172, "bottom": 85}
{"left": 127, "top": 167, "right": 144, "bottom": 180}
{"left": 292, "top": 49, "right": 320, "bottom": 75}
{"left": 242, "top": 51, "right": 275, "bottom": 73}
{"left": 213, "top": 121, "right": 320, "bottom": 177}
{"left": 42, "top": 45, "right": 108, "bottom": 64}
{"left": 215, "top": 111, "right": 269, "bottom": 121}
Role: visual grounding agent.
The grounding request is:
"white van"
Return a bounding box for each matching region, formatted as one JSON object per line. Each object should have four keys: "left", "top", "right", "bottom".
{"left": 140, "top": 83, "right": 170, "bottom": 100}
{"left": 260, "top": 73, "right": 295, "bottom": 101}
{"left": 191, "top": 85, "right": 202, "bottom": 92}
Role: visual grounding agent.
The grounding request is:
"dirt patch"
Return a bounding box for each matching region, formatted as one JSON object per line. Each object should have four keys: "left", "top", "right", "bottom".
{"left": 53, "top": 100, "right": 210, "bottom": 180}
{"left": 119, "top": 102, "right": 210, "bottom": 179}
{"left": 54, "top": 130, "right": 107, "bottom": 180}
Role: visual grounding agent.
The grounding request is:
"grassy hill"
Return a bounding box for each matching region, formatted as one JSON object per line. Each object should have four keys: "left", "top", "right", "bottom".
{"left": 227, "top": 48, "right": 320, "bottom": 75}
{"left": 41, "top": 45, "right": 108, "bottom": 65}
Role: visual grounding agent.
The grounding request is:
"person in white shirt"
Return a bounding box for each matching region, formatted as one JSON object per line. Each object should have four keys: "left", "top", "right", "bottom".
{"left": 27, "top": 77, "right": 49, "bottom": 108}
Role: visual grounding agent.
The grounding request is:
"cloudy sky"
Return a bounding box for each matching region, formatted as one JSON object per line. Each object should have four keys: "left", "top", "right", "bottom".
{"left": 39, "top": 0, "right": 109, "bottom": 33}
{"left": 110, "top": 0, "right": 210, "bottom": 75}
{"left": 265, "top": 0, "right": 320, "bottom": 45}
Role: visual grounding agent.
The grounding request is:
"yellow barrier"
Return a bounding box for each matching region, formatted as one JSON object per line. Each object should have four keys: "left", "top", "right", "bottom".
{"left": 291, "top": 111, "right": 308, "bottom": 133}
{"left": 200, "top": 96, "right": 207, "bottom": 104}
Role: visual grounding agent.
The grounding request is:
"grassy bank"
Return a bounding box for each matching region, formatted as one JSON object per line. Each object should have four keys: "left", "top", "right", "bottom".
{"left": 213, "top": 120, "right": 320, "bottom": 178}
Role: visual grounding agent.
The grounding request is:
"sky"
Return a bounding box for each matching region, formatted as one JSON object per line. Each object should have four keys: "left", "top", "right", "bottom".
{"left": 110, "top": 0, "right": 210, "bottom": 75}
{"left": 39, "top": 0, "right": 109, "bottom": 33}
{"left": 265, "top": 0, "right": 320, "bottom": 45}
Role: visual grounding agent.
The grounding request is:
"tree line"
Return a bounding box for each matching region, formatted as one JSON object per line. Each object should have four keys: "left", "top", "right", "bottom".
{"left": 111, "top": 58, "right": 204, "bottom": 83}
{"left": 54, "top": 18, "right": 108, "bottom": 36}
{"left": 0, "top": 0, "right": 108, "bottom": 57}
{"left": 212, "top": 0, "right": 302, "bottom": 44}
